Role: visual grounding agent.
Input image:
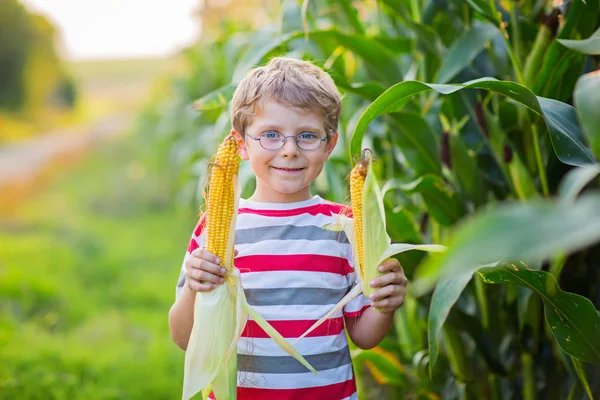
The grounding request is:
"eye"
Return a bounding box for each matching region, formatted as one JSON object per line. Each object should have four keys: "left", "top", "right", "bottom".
{"left": 261, "top": 131, "right": 281, "bottom": 139}
{"left": 298, "top": 132, "right": 319, "bottom": 140}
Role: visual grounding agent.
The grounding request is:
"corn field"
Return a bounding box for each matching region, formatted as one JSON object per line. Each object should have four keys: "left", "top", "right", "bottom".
{"left": 137, "top": 0, "right": 600, "bottom": 398}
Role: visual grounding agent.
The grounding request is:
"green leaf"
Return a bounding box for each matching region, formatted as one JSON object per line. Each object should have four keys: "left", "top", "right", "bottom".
{"left": 192, "top": 83, "right": 238, "bottom": 111}
{"left": 333, "top": 75, "right": 385, "bottom": 101}
{"left": 558, "top": 26, "right": 600, "bottom": 55}
{"left": 351, "top": 347, "right": 408, "bottom": 386}
{"left": 350, "top": 77, "right": 596, "bottom": 167}
{"left": 461, "top": 0, "right": 500, "bottom": 26}
{"left": 436, "top": 22, "right": 499, "bottom": 84}
{"left": 232, "top": 29, "right": 406, "bottom": 84}
{"left": 448, "top": 132, "right": 487, "bottom": 206}
{"left": 558, "top": 165, "right": 600, "bottom": 203}
{"left": 571, "top": 356, "right": 595, "bottom": 399}
{"left": 428, "top": 268, "right": 474, "bottom": 377}
{"left": 390, "top": 112, "right": 442, "bottom": 176}
{"left": 477, "top": 262, "right": 600, "bottom": 364}
{"left": 446, "top": 309, "right": 507, "bottom": 376}
{"left": 412, "top": 193, "right": 600, "bottom": 295}
{"left": 339, "top": 0, "right": 365, "bottom": 34}
{"left": 401, "top": 174, "right": 464, "bottom": 226}
{"left": 537, "top": 96, "right": 596, "bottom": 167}
{"left": 533, "top": 0, "right": 599, "bottom": 98}
{"left": 385, "top": 205, "right": 424, "bottom": 271}
{"left": 574, "top": 70, "right": 600, "bottom": 160}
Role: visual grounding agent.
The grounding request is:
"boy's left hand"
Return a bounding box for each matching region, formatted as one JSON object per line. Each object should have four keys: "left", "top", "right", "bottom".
{"left": 368, "top": 258, "right": 407, "bottom": 314}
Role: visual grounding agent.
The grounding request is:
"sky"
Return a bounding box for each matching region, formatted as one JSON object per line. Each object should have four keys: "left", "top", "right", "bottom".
{"left": 23, "top": 0, "right": 201, "bottom": 60}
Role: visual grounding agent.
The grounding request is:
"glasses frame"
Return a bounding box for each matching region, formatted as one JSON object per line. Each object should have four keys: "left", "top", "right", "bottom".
{"left": 245, "top": 132, "right": 327, "bottom": 151}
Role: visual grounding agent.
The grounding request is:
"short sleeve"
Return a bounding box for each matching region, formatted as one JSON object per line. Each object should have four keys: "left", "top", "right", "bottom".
{"left": 175, "top": 215, "right": 207, "bottom": 300}
{"left": 343, "top": 270, "right": 372, "bottom": 318}
{"left": 341, "top": 229, "right": 372, "bottom": 318}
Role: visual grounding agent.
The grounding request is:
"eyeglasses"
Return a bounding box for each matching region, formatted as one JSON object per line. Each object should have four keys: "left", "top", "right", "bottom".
{"left": 245, "top": 131, "right": 327, "bottom": 151}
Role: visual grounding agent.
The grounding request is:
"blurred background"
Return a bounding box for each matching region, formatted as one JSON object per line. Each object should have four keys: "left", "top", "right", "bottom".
{"left": 1, "top": 0, "right": 599, "bottom": 399}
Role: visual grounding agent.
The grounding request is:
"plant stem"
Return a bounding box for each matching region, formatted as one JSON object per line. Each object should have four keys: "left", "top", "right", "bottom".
{"left": 410, "top": 0, "right": 421, "bottom": 23}
{"left": 503, "top": 35, "right": 526, "bottom": 84}
{"left": 443, "top": 325, "right": 473, "bottom": 383}
{"left": 531, "top": 124, "right": 549, "bottom": 196}
{"left": 488, "top": 373, "right": 501, "bottom": 400}
{"left": 522, "top": 352, "right": 536, "bottom": 400}
{"left": 549, "top": 253, "right": 567, "bottom": 279}
{"left": 489, "top": 0, "right": 525, "bottom": 84}
{"left": 510, "top": 2, "right": 523, "bottom": 74}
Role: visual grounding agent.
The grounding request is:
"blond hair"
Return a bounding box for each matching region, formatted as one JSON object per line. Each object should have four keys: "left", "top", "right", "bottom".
{"left": 231, "top": 57, "right": 342, "bottom": 140}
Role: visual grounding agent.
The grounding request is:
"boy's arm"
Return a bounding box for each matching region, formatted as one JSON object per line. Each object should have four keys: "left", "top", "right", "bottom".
{"left": 345, "top": 258, "right": 407, "bottom": 349}
{"left": 345, "top": 308, "right": 394, "bottom": 349}
{"left": 169, "top": 285, "right": 196, "bottom": 350}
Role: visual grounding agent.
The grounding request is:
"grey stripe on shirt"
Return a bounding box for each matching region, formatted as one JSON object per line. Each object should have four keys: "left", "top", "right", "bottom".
{"left": 235, "top": 224, "right": 349, "bottom": 245}
{"left": 238, "top": 346, "right": 351, "bottom": 374}
{"left": 245, "top": 287, "right": 349, "bottom": 306}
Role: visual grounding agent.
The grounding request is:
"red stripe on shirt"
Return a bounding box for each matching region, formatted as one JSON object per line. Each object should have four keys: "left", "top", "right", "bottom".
{"left": 235, "top": 254, "right": 354, "bottom": 275}
{"left": 193, "top": 214, "right": 207, "bottom": 237}
{"left": 209, "top": 378, "right": 356, "bottom": 400}
{"left": 241, "top": 317, "right": 344, "bottom": 339}
{"left": 343, "top": 304, "right": 370, "bottom": 318}
{"left": 238, "top": 378, "right": 356, "bottom": 400}
{"left": 238, "top": 203, "right": 350, "bottom": 217}
{"left": 187, "top": 215, "right": 207, "bottom": 253}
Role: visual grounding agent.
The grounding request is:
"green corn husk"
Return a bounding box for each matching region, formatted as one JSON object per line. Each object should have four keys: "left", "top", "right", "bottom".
{"left": 296, "top": 155, "right": 446, "bottom": 342}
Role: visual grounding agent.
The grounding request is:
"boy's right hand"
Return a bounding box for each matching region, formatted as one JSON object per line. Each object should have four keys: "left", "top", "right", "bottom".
{"left": 184, "top": 248, "right": 238, "bottom": 292}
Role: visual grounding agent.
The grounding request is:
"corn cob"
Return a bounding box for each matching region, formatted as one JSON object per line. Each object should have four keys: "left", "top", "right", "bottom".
{"left": 205, "top": 134, "right": 239, "bottom": 271}
{"left": 349, "top": 150, "right": 372, "bottom": 281}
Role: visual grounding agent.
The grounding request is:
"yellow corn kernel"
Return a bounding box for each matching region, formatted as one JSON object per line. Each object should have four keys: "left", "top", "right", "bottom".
{"left": 205, "top": 134, "right": 239, "bottom": 270}
{"left": 349, "top": 150, "right": 372, "bottom": 280}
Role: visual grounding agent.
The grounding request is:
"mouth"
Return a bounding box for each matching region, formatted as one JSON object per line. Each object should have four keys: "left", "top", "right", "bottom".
{"left": 272, "top": 166, "right": 306, "bottom": 172}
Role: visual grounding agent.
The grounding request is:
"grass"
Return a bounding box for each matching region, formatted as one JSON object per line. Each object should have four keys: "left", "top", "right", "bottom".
{"left": 0, "top": 132, "right": 198, "bottom": 399}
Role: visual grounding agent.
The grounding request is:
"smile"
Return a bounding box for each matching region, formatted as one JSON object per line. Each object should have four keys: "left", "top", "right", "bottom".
{"left": 272, "top": 167, "right": 305, "bottom": 173}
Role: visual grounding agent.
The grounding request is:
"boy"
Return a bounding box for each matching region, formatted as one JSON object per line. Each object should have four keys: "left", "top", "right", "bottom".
{"left": 168, "top": 57, "right": 407, "bottom": 399}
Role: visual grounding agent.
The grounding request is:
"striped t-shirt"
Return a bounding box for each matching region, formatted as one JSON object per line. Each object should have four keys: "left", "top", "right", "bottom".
{"left": 175, "top": 195, "right": 371, "bottom": 400}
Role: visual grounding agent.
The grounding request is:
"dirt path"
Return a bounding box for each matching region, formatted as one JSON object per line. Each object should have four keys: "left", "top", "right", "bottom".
{"left": 0, "top": 112, "right": 133, "bottom": 213}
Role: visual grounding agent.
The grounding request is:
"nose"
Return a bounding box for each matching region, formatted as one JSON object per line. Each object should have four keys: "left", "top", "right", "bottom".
{"left": 280, "top": 136, "right": 300, "bottom": 158}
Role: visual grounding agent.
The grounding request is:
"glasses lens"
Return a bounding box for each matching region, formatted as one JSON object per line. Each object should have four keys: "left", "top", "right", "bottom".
{"left": 298, "top": 137, "right": 322, "bottom": 150}
{"left": 260, "top": 132, "right": 284, "bottom": 149}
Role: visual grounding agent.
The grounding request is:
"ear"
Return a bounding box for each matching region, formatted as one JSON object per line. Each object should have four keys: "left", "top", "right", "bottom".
{"left": 232, "top": 129, "right": 249, "bottom": 161}
{"left": 324, "top": 132, "right": 339, "bottom": 160}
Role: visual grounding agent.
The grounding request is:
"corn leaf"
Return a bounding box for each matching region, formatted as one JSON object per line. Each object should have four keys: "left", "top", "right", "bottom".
{"left": 558, "top": 26, "right": 600, "bottom": 55}
{"left": 241, "top": 295, "right": 317, "bottom": 375}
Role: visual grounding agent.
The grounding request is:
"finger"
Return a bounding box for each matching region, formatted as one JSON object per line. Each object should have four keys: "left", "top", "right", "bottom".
{"left": 370, "top": 271, "right": 406, "bottom": 288}
{"left": 234, "top": 248, "right": 239, "bottom": 257}
{"left": 369, "top": 284, "right": 398, "bottom": 301}
{"left": 187, "top": 257, "right": 226, "bottom": 277}
{"left": 188, "top": 279, "right": 217, "bottom": 293}
{"left": 377, "top": 258, "right": 403, "bottom": 273}
{"left": 372, "top": 294, "right": 405, "bottom": 310}
{"left": 191, "top": 248, "right": 221, "bottom": 265}
{"left": 189, "top": 269, "right": 225, "bottom": 285}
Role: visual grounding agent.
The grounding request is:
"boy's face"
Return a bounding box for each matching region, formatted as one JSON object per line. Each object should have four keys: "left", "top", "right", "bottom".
{"left": 233, "top": 101, "right": 337, "bottom": 203}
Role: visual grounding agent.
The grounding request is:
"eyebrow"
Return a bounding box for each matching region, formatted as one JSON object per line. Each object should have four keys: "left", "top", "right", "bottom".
{"left": 256, "top": 125, "right": 323, "bottom": 133}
